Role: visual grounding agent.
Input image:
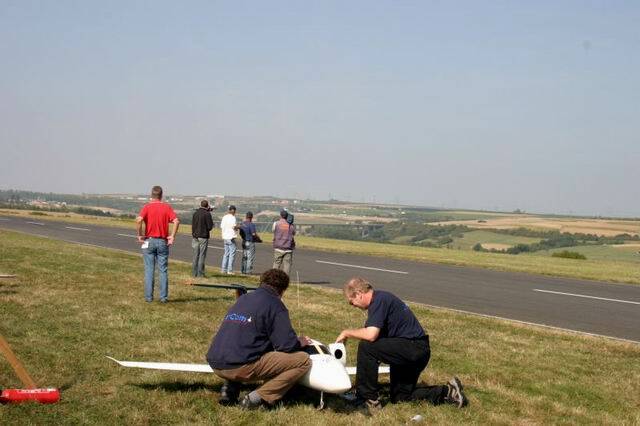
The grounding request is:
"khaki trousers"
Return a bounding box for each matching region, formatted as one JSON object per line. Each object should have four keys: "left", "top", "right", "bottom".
{"left": 214, "top": 351, "right": 311, "bottom": 404}
{"left": 273, "top": 250, "right": 293, "bottom": 275}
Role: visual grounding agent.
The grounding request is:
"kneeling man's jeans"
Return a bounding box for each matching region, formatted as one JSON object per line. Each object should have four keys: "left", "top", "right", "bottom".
{"left": 143, "top": 238, "right": 169, "bottom": 301}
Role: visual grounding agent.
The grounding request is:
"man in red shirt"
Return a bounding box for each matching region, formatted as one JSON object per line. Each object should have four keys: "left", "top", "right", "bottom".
{"left": 136, "top": 186, "right": 180, "bottom": 303}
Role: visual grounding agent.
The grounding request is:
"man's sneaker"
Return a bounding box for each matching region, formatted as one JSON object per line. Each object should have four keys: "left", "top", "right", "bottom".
{"left": 446, "top": 377, "right": 468, "bottom": 408}
{"left": 218, "top": 381, "right": 240, "bottom": 406}
{"left": 238, "top": 393, "right": 265, "bottom": 410}
{"left": 352, "top": 397, "right": 382, "bottom": 416}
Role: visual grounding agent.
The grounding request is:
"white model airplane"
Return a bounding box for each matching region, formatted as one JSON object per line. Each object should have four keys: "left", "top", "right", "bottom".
{"left": 108, "top": 339, "right": 389, "bottom": 409}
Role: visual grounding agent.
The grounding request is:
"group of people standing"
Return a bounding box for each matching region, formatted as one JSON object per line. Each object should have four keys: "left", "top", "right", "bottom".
{"left": 135, "top": 186, "right": 297, "bottom": 302}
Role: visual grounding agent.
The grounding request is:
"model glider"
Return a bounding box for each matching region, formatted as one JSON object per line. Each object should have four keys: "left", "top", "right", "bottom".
{"left": 108, "top": 339, "right": 388, "bottom": 408}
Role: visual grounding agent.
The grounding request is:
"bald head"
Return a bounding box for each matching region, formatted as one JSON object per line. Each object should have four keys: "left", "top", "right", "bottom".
{"left": 344, "top": 277, "right": 373, "bottom": 298}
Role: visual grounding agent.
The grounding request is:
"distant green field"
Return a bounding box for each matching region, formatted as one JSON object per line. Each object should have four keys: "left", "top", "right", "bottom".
{"left": 532, "top": 244, "right": 640, "bottom": 264}
{"left": 451, "top": 230, "right": 541, "bottom": 250}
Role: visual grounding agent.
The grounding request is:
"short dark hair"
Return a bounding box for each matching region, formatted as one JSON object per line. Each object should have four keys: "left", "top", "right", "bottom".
{"left": 151, "top": 186, "right": 163, "bottom": 199}
{"left": 260, "top": 268, "right": 289, "bottom": 295}
{"left": 280, "top": 209, "right": 288, "bottom": 219}
{"left": 228, "top": 205, "right": 236, "bottom": 212}
{"left": 246, "top": 211, "right": 253, "bottom": 218}
{"left": 200, "top": 200, "right": 209, "bottom": 208}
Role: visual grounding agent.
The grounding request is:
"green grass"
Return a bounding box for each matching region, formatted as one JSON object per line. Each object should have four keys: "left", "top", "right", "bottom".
{"left": 451, "top": 230, "right": 541, "bottom": 250}
{"left": 0, "top": 229, "right": 639, "bottom": 424}
{"left": 3, "top": 208, "right": 640, "bottom": 285}
{"left": 532, "top": 244, "right": 640, "bottom": 264}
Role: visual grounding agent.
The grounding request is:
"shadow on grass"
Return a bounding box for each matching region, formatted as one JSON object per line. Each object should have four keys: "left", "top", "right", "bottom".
{"left": 133, "top": 381, "right": 218, "bottom": 393}
{"left": 167, "top": 296, "right": 236, "bottom": 304}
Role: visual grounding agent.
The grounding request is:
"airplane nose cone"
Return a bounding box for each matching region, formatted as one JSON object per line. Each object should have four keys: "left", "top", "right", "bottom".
{"left": 302, "top": 355, "right": 353, "bottom": 394}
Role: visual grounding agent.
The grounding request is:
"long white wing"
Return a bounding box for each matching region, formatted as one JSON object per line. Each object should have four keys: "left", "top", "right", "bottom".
{"left": 346, "top": 366, "right": 390, "bottom": 375}
{"left": 106, "top": 356, "right": 214, "bottom": 373}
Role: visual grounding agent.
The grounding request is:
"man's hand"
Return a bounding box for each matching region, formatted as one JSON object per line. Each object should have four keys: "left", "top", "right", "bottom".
{"left": 298, "top": 335, "right": 312, "bottom": 347}
{"left": 137, "top": 236, "right": 145, "bottom": 244}
{"left": 167, "top": 236, "right": 175, "bottom": 246}
{"left": 335, "top": 330, "right": 349, "bottom": 343}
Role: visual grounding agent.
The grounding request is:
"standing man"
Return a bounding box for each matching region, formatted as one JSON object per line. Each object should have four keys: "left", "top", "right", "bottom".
{"left": 206, "top": 269, "right": 311, "bottom": 409}
{"left": 240, "top": 211, "right": 260, "bottom": 275}
{"left": 272, "top": 209, "right": 296, "bottom": 275}
{"left": 220, "top": 205, "right": 239, "bottom": 275}
{"left": 136, "top": 186, "right": 180, "bottom": 303}
{"left": 191, "top": 200, "right": 214, "bottom": 277}
{"left": 336, "top": 277, "right": 468, "bottom": 414}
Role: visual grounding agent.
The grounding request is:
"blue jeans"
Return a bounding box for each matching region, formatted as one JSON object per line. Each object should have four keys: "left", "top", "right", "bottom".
{"left": 143, "top": 238, "right": 169, "bottom": 302}
{"left": 192, "top": 237, "right": 209, "bottom": 277}
{"left": 221, "top": 239, "right": 237, "bottom": 273}
{"left": 241, "top": 241, "right": 256, "bottom": 274}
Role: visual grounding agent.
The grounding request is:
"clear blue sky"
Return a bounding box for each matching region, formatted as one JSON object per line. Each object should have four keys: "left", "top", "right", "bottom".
{"left": 1, "top": 1, "right": 638, "bottom": 216}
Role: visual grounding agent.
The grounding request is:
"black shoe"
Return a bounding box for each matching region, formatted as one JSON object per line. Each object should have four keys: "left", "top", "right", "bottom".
{"left": 219, "top": 381, "right": 240, "bottom": 406}
{"left": 351, "top": 397, "right": 382, "bottom": 416}
{"left": 445, "top": 377, "right": 468, "bottom": 408}
{"left": 238, "top": 393, "right": 265, "bottom": 410}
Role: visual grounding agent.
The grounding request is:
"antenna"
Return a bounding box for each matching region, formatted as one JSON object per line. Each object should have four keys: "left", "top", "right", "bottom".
{"left": 296, "top": 270, "right": 301, "bottom": 333}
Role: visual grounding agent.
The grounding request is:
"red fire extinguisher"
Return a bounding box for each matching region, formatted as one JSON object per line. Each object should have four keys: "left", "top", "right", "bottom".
{"left": 0, "top": 388, "right": 61, "bottom": 404}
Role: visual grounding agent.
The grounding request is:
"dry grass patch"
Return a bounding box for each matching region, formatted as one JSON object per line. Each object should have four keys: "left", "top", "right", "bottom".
{"left": 434, "top": 215, "right": 640, "bottom": 237}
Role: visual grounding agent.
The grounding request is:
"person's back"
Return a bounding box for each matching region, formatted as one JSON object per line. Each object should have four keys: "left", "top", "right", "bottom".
{"left": 192, "top": 205, "right": 213, "bottom": 239}
{"left": 191, "top": 200, "right": 213, "bottom": 277}
{"left": 140, "top": 201, "right": 176, "bottom": 238}
{"left": 206, "top": 269, "right": 311, "bottom": 409}
{"left": 366, "top": 290, "right": 426, "bottom": 339}
{"left": 273, "top": 218, "right": 295, "bottom": 250}
{"left": 220, "top": 205, "right": 238, "bottom": 274}
{"left": 207, "top": 286, "right": 299, "bottom": 369}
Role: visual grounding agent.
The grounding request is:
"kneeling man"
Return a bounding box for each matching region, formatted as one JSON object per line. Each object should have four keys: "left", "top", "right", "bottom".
{"left": 336, "top": 277, "right": 467, "bottom": 413}
{"left": 206, "top": 269, "right": 311, "bottom": 409}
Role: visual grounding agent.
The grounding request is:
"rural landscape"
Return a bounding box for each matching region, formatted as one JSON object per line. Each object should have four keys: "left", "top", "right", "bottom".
{"left": 1, "top": 190, "right": 639, "bottom": 424}
{"left": 2, "top": 2, "right": 640, "bottom": 425}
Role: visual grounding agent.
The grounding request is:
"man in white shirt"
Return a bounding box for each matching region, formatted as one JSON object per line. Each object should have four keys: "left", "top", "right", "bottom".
{"left": 220, "top": 205, "right": 239, "bottom": 274}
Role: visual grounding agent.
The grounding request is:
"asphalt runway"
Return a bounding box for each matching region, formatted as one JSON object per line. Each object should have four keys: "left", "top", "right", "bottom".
{"left": 1, "top": 215, "right": 639, "bottom": 342}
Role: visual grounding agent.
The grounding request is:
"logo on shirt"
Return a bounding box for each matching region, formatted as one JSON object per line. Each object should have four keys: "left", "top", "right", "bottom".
{"left": 224, "top": 312, "right": 252, "bottom": 325}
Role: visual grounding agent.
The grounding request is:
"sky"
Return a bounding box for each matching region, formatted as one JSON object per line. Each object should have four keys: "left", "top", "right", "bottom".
{"left": 1, "top": 1, "right": 639, "bottom": 217}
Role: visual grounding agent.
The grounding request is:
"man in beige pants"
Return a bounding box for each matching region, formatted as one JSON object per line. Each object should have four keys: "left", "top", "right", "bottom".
{"left": 206, "top": 269, "right": 311, "bottom": 409}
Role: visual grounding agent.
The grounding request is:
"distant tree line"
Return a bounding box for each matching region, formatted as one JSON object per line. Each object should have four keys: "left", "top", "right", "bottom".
{"left": 473, "top": 228, "right": 639, "bottom": 255}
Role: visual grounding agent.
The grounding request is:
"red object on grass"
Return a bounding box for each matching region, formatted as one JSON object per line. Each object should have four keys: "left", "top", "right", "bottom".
{"left": 0, "top": 388, "right": 60, "bottom": 404}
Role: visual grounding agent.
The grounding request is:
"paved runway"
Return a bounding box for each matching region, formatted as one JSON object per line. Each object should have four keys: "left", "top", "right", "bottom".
{"left": 1, "top": 215, "right": 639, "bottom": 342}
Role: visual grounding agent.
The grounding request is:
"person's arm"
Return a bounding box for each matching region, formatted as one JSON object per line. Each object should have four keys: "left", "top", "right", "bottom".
{"left": 205, "top": 212, "right": 214, "bottom": 231}
{"left": 136, "top": 216, "right": 145, "bottom": 243}
{"left": 167, "top": 218, "right": 180, "bottom": 246}
{"left": 335, "top": 326, "right": 380, "bottom": 343}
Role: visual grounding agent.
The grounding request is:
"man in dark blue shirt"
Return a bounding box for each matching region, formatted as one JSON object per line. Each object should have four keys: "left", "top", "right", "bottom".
{"left": 207, "top": 269, "right": 311, "bottom": 409}
{"left": 336, "top": 277, "right": 468, "bottom": 414}
{"left": 239, "top": 211, "right": 260, "bottom": 274}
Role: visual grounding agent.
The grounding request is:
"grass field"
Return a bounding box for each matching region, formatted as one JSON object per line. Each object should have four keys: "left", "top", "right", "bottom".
{"left": 1, "top": 229, "right": 639, "bottom": 424}
{"left": 434, "top": 215, "right": 640, "bottom": 237}
{"left": 532, "top": 244, "right": 640, "bottom": 264}
{"left": 450, "top": 230, "right": 542, "bottom": 251}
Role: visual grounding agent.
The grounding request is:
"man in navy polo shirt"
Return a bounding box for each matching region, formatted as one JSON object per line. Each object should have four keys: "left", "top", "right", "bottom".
{"left": 206, "top": 269, "right": 311, "bottom": 409}
{"left": 336, "top": 277, "right": 468, "bottom": 414}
